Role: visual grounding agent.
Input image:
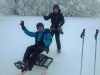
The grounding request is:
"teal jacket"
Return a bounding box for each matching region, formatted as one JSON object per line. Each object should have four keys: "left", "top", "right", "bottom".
{"left": 24, "top": 29, "right": 52, "bottom": 47}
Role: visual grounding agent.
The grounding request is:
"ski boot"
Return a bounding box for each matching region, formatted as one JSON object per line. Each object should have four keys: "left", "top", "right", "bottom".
{"left": 14, "top": 61, "right": 26, "bottom": 70}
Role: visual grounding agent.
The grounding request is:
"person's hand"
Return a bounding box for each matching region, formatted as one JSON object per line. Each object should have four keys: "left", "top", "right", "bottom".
{"left": 43, "top": 11, "right": 46, "bottom": 16}
{"left": 57, "top": 25, "right": 62, "bottom": 31}
{"left": 58, "top": 25, "right": 64, "bottom": 34}
{"left": 19, "top": 21, "right": 26, "bottom": 30}
{"left": 20, "top": 21, "right": 24, "bottom": 26}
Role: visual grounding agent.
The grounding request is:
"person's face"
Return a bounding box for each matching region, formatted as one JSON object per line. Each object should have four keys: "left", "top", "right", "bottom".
{"left": 54, "top": 8, "right": 58, "bottom": 13}
{"left": 38, "top": 26, "right": 43, "bottom": 31}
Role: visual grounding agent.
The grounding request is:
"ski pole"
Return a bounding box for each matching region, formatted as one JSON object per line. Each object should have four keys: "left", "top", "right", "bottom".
{"left": 80, "top": 29, "right": 85, "bottom": 75}
{"left": 94, "top": 29, "right": 99, "bottom": 75}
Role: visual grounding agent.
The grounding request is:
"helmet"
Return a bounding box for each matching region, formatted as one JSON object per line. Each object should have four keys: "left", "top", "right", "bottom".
{"left": 36, "top": 22, "right": 44, "bottom": 30}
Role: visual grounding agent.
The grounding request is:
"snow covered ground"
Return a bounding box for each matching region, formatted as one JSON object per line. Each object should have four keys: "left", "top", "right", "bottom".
{"left": 0, "top": 15, "right": 100, "bottom": 75}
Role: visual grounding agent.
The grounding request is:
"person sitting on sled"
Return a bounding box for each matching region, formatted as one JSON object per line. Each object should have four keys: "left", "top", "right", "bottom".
{"left": 19, "top": 21, "right": 52, "bottom": 71}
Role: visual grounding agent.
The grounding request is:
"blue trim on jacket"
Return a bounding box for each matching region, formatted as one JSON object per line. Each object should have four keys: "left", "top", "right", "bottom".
{"left": 24, "top": 29, "right": 52, "bottom": 47}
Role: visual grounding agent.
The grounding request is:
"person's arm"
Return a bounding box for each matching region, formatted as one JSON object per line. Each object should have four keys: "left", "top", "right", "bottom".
{"left": 24, "top": 29, "right": 36, "bottom": 37}
{"left": 44, "top": 33, "right": 52, "bottom": 47}
{"left": 60, "top": 13, "right": 65, "bottom": 26}
{"left": 43, "top": 13, "right": 52, "bottom": 20}
{"left": 20, "top": 21, "right": 36, "bottom": 37}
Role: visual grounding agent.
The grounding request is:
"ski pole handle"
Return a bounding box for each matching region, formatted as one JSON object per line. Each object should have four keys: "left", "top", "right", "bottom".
{"left": 80, "top": 29, "right": 85, "bottom": 38}
{"left": 94, "top": 29, "right": 99, "bottom": 40}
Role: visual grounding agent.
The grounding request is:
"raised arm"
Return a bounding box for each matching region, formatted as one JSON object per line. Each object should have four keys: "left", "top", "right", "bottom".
{"left": 24, "top": 29, "right": 36, "bottom": 37}
{"left": 20, "top": 21, "right": 36, "bottom": 37}
{"left": 43, "top": 11, "right": 52, "bottom": 20}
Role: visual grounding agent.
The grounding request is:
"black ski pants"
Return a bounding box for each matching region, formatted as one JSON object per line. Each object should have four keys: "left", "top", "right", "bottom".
{"left": 51, "top": 30, "right": 61, "bottom": 50}
{"left": 23, "top": 44, "right": 44, "bottom": 67}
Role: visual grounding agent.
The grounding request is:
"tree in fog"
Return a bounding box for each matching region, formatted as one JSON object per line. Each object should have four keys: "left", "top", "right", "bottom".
{"left": 0, "top": 0, "right": 15, "bottom": 15}
{"left": 0, "top": 0, "right": 100, "bottom": 17}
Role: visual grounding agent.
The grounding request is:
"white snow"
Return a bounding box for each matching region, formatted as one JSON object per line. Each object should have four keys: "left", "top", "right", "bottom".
{"left": 0, "top": 16, "right": 100, "bottom": 75}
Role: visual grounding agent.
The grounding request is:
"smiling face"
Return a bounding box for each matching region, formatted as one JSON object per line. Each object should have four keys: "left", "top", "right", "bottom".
{"left": 54, "top": 8, "right": 58, "bottom": 13}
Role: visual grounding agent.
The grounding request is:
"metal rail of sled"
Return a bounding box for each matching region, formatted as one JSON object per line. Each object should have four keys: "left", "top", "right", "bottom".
{"left": 35, "top": 54, "right": 53, "bottom": 69}
{"left": 14, "top": 54, "right": 53, "bottom": 71}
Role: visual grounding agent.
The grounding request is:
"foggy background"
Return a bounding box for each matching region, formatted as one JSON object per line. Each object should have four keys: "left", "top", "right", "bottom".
{"left": 0, "top": 0, "right": 100, "bottom": 17}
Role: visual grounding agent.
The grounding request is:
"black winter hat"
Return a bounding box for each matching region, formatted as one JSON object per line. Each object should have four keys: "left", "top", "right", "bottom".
{"left": 36, "top": 22, "right": 44, "bottom": 30}
{"left": 53, "top": 4, "right": 59, "bottom": 10}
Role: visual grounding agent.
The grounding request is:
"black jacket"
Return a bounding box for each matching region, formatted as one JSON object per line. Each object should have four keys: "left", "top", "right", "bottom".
{"left": 43, "top": 9, "right": 65, "bottom": 28}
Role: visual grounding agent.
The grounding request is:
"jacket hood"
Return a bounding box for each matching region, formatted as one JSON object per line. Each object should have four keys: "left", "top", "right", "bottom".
{"left": 53, "top": 4, "right": 61, "bottom": 13}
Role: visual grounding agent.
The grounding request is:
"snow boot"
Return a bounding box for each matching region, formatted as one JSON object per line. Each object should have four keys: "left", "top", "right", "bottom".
{"left": 57, "top": 49, "right": 61, "bottom": 53}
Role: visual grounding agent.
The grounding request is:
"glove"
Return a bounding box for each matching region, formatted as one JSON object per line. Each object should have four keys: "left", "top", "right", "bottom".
{"left": 57, "top": 24, "right": 63, "bottom": 32}
{"left": 58, "top": 24, "right": 62, "bottom": 30}
{"left": 43, "top": 46, "right": 49, "bottom": 54}
{"left": 57, "top": 26, "right": 62, "bottom": 31}
{"left": 58, "top": 25, "right": 64, "bottom": 35}
{"left": 60, "top": 30, "right": 64, "bottom": 34}
{"left": 20, "top": 21, "right": 26, "bottom": 30}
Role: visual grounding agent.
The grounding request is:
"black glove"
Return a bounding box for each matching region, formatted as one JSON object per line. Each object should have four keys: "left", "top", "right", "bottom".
{"left": 20, "top": 21, "right": 26, "bottom": 30}
{"left": 43, "top": 46, "right": 49, "bottom": 54}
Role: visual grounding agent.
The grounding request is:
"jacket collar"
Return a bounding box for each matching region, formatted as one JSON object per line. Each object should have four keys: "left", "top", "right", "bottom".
{"left": 37, "top": 29, "right": 45, "bottom": 33}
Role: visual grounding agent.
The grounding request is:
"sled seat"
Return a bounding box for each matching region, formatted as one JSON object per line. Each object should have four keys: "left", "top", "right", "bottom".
{"left": 35, "top": 51, "right": 53, "bottom": 69}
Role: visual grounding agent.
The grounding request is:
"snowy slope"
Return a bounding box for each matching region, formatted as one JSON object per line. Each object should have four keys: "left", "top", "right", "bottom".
{"left": 0, "top": 16, "right": 100, "bottom": 75}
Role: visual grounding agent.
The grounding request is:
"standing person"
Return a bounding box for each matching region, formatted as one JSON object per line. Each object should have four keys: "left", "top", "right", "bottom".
{"left": 43, "top": 4, "right": 65, "bottom": 53}
{"left": 19, "top": 21, "right": 52, "bottom": 71}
